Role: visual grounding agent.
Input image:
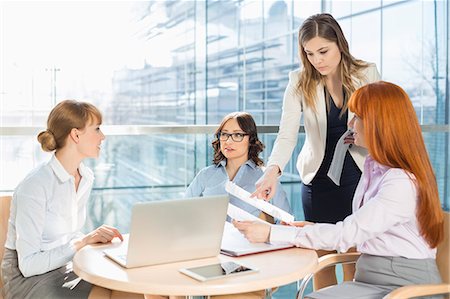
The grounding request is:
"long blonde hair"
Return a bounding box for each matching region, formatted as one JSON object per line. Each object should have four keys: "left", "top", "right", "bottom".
{"left": 298, "top": 13, "right": 368, "bottom": 114}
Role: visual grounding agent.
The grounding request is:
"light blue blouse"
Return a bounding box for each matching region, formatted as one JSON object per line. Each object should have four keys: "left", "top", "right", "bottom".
{"left": 185, "top": 160, "right": 291, "bottom": 219}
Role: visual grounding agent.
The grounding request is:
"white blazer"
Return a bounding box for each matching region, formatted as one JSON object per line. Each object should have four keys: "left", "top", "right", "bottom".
{"left": 267, "top": 63, "right": 381, "bottom": 185}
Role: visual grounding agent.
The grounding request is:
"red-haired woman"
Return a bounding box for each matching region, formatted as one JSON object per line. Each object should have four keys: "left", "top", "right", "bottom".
{"left": 235, "top": 81, "right": 444, "bottom": 298}
{"left": 252, "top": 13, "right": 381, "bottom": 289}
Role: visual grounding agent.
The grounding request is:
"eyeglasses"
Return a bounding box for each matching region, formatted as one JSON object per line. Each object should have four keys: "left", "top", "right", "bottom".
{"left": 217, "top": 132, "right": 249, "bottom": 142}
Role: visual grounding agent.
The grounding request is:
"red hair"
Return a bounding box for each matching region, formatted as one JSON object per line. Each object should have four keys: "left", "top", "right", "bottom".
{"left": 348, "top": 81, "right": 444, "bottom": 248}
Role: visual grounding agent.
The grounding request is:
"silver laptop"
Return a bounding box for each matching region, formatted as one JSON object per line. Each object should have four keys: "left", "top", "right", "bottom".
{"left": 103, "top": 195, "right": 229, "bottom": 268}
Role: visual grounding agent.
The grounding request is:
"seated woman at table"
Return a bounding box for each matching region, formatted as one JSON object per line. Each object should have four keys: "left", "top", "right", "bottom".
{"left": 234, "top": 81, "right": 444, "bottom": 299}
{"left": 185, "top": 111, "right": 291, "bottom": 223}
{"left": 1, "top": 100, "right": 138, "bottom": 299}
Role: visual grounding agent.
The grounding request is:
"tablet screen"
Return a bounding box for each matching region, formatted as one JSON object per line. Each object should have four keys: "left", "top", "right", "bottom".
{"left": 180, "top": 261, "right": 256, "bottom": 281}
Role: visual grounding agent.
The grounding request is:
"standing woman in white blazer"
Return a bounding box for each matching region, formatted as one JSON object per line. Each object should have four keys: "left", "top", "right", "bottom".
{"left": 252, "top": 13, "right": 380, "bottom": 289}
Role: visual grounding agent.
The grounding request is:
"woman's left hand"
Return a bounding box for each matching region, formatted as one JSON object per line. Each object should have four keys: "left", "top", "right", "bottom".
{"left": 233, "top": 220, "right": 271, "bottom": 243}
{"left": 343, "top": 131, "right": 355, "bottom": 145}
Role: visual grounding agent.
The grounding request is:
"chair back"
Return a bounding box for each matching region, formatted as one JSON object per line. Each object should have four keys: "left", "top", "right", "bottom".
{"left": 436, "top": 211, "right": 450, "bottom": 283}
{"left": 0, "top": 195, "right": 12, "bottom": 295}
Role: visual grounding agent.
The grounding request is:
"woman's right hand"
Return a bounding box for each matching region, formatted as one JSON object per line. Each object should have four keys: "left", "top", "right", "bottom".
{"left": 232, "top": 220, "right": 271, "bottom": 243}
{"left": 74, "top": 224, "right": 123, "bottom": 251}
{"left": 251, "top": 165, "right": 280, "bottom": 201}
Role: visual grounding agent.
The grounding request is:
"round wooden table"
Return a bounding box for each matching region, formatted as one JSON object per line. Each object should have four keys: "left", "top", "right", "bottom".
{"left": 73, "top": 240, "right": 317, "bottom": 298}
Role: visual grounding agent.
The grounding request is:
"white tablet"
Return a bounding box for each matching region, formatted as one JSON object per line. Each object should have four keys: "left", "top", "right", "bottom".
{"left": 179, "top": 261, "right": 258, "bottom": 282}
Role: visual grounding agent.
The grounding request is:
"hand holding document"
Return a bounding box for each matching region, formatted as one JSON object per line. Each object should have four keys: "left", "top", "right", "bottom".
{"left": 221, "top": 222, "right": 293, "bottom": 256}
{"left": 225, "top": 181, "right": 295, "bottom": 223}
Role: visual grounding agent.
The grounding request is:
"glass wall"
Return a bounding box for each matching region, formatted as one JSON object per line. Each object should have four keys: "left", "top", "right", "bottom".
{"left": 1, "top": 1, "right": 448, "bottom": 296}
{"left": 1, "top": 1, "right": 449, "bottom": 217}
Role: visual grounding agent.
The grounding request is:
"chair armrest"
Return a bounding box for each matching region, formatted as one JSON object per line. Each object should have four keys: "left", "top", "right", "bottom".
{"left": 296, "top": 252, "right": 361, "bottom": 299}
{"left": 88, "top": 285, "right": 111, "bottom": 299}
{"left": 383, "top": 283, "right": 450, "bottom": 299}
{"left": 316, "top": 252, "right": 361, "bottom": 270}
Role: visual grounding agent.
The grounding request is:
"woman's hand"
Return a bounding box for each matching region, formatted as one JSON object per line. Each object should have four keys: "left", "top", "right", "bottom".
{"left": 343, "top": 131, "right": 355, "bottom": 145}
{"left": 282, "top": 220, "right": 314, "bottom": 227}
{"left": 233, "top": 220, "right": 271, "bottom": 243}
{"left": 251, "top": 165, "right": 280, "bottom": 201}
{"left": 74, "top": 224, "right": 123, "bottom": 251}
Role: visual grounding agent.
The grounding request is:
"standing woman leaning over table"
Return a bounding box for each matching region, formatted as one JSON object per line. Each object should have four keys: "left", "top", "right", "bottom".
{"left": 1, "top": 100, "right": 126, "bottom": 299}
{"left": 251, "top": 13, "right": 380, "bottom": 289}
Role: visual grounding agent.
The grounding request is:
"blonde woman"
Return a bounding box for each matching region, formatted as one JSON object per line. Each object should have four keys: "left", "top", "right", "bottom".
{"left": 1, "top": 100, "right": 132, "bottom": 299}
{"left": 252, "top": 13, "right": 381, "bottom": 289}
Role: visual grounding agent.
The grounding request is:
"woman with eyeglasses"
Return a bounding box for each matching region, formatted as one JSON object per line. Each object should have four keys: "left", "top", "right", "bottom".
{"left": 235, "top": 81, "right": 444, "bottom": 298}
{"left": 185, "top": 111, "right": 291, "bottom": 223}
{"left": 184, "top": 111, "right": 290, "bottom": 299}
{"left": 251, "top": 13, "right": 381, "bottom": 289}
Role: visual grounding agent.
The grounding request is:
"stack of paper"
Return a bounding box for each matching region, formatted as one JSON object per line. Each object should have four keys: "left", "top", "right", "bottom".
{"left": 220, "top": 181, "right": 295, "bottom": 256}
{"left": 220, "top": 222, "right": 293, "bottom": 256}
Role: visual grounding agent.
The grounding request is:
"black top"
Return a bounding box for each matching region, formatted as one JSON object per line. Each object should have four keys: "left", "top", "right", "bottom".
{"left": 315, "top": 92, "right": 361, "bottom": 185}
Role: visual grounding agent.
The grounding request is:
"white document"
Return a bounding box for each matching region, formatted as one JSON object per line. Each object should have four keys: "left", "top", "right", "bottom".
{"left": 227, "top": 203, "right": 267, "bottom": 223}
{"left": 225, "top": 181, "right": 295, "bottom": 223}
{"left": 220, "top": 222, "right": 293, "bottom": 256}
{"left": 327, "top": 129, "right": 352, "bottom": 186}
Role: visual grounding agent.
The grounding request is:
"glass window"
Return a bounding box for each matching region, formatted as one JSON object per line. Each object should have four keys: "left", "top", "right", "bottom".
{"left": 382, "top": 1, "right": 434, "bottom": 123}
{"left": 348, "top": 11, "right": 381, "bottom": 67}
{"left": 1, "top": 2, "right": 449, "bottom": 296}
{"left": 206, "top": 1, "right": 240, "bottom": 123}
{"left": 330, "top": 1, "right": 352, "bottom": 18}
{"left": 292, "top": 0, "right": 321, "bottom": 30}
{"left": 264, "top": 0, "right": 292, "bottom": 38}
{"left": 1, "top": 1, "right": 449, "bottom": 215}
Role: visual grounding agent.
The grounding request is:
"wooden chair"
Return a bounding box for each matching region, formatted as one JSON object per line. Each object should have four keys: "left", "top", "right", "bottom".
{"left": 0, "top": 195, "right": 12, "bottom": 299}
{"left": 297, "top": 211, "right": 450, "bottom": 299}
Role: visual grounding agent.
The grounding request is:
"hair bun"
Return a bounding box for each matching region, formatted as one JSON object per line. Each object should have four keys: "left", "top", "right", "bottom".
{"left": 37, "top": 130, "right": 57, "bottom": 152}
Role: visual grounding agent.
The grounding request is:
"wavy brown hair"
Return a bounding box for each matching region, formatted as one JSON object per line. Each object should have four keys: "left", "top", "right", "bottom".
{"left": 298, "top": 13, "right": 368, "bottom": 114}
{"left": 212, "top": 112, "right": 265, "bottom": 166}
{"left": 348, "top": 81, "right": 444, "bottom": 248}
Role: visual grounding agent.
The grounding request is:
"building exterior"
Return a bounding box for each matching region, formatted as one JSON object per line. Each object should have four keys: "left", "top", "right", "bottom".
{"left": 1, "top": 0, "right": 449, "bottom": 234}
